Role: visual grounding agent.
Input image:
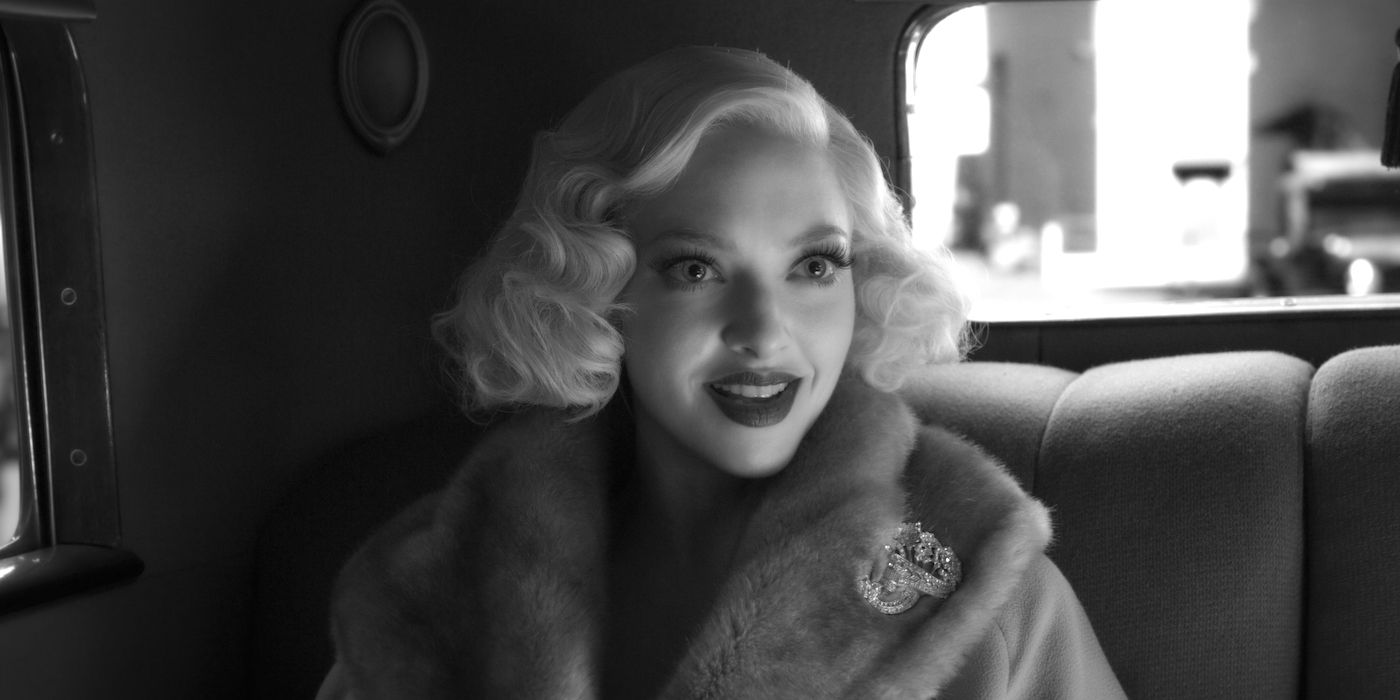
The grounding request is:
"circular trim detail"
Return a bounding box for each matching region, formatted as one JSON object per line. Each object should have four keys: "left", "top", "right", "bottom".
{"left": 338, "top": 0, "right": 429, "bottom": 154}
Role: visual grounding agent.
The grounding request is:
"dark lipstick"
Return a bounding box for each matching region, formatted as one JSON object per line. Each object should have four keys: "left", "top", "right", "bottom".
{"left": 706, "top": 373, "right": 800, "bottom": 427}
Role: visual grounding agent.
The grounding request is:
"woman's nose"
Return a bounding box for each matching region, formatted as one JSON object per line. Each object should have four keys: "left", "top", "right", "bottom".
{"left": 720, "top": 280, "right": 790, "bottom": 359}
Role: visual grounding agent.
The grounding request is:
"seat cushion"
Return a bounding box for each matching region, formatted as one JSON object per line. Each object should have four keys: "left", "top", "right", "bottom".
{"left": 1305, "top": 344, "right": 1400, "bottom": 697}
{"left": 903, "top": 361, "right": 1077, "bottom": 491}
{"left": 1036, "top": 352, "right": 1311, "bottom": 698}
{"left": 915, "top": 352, "right": 1313, "bottom": 697}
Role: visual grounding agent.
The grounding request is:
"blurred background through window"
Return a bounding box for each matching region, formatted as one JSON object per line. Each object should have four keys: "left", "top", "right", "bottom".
{"left": 905, "top": 0, "right": 1400, "bottom": 320}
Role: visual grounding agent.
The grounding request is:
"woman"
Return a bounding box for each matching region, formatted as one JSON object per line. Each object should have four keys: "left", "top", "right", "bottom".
{"left": 317, "top": 47, "right": 1123, "bottom": 698}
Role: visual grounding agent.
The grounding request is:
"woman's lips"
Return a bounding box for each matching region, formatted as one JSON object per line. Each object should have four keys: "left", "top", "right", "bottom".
{"left": 706, "top": 373, "right": 800, "bottom": 427}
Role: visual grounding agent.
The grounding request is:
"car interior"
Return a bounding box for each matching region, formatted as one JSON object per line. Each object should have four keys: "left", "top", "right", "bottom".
{"left": 0, "top": 0, "right": 1398, "bottom": 697}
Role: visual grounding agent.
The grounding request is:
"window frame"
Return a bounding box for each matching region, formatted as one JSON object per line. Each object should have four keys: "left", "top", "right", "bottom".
{"left": 0, "top": 12, "right": 141, "bottom": 616}
{"left": 896, "top": 1, "right": 1400, "bottom": 368}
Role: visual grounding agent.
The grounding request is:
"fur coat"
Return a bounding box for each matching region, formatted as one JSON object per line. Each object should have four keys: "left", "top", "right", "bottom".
{"left": 318, "top": 376, "right": 1124, "bottom": 699}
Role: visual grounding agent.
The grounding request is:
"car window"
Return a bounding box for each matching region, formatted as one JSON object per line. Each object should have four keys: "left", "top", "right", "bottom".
{"left": 902, "top": 0, "right": 1400, "bottom": 321}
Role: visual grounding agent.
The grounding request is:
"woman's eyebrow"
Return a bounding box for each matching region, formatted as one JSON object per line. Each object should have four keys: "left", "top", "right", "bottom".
{"left": 650, "top": 228, "right": 734, "bottom": 252}
{"left": 789, "top": 225, "right": 851, "bottom": 247}
{"left": 647, "top": 224, "right": 849, "bottom": 251}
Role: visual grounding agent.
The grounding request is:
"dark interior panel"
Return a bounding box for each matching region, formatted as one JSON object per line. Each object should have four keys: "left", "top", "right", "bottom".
{"left": 974, "top": 307, "right": 1400, "bottom": 372}
{"left": 1, "top": 0, "right": 921, "bottom": 696}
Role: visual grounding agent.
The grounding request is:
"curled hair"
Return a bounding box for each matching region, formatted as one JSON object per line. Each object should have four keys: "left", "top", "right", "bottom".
{"left": 433, "top": 46, "right": 970, "bottom": 416}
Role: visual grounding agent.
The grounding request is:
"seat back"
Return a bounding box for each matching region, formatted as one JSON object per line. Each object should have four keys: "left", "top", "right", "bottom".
{"left": 1304, "top": 345, "right": 1400, "bottom": 696}
{"left": 250, "top": 409, "right": 484, "bottom": 700}
{"left": 915, "top": 352, "right": 1313, "bottom": 698}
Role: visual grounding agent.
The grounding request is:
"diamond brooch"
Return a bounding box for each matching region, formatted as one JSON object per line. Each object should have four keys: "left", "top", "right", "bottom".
{"left": 857, "top": 521, "right": 962, "bottom": 614}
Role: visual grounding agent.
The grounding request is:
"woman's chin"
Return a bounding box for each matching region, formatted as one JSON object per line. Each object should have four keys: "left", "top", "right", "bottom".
{"left": 703, "top": 438, "right": 799, "bottom": 480}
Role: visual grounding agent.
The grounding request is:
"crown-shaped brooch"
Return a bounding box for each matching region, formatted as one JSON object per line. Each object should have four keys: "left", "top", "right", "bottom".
{"left": 856, "top": 521, "right": 962, "bottom": 614}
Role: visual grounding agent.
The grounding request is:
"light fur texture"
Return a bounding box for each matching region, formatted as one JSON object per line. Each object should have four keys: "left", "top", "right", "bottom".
{"left": 325, "top": 376, "right": 1110, "bottom": 698}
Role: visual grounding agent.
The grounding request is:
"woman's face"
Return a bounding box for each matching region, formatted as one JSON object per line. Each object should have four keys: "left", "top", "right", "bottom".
{"left": 619, "top": 125, "right": 856, "bottom": 478}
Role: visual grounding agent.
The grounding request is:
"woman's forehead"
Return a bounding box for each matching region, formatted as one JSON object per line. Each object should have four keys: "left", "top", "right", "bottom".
{"left": 626, "top": 127, "right": 851, "bottom": 244}
{"left": 634, "top": 225, "right": 852, "bottom": 255}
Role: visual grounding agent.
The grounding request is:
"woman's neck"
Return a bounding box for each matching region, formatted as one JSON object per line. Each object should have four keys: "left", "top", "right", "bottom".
{"left": 600, "top": 412, "right": 769, "bottom": 698}
{"left": 627, "top": 414, "right": 764, "bottom": 574}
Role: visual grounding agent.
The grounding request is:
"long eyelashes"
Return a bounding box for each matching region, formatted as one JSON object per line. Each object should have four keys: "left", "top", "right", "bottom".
{"left": 655, "top": 247, "right": 720, "bottom": 290}
{"left": 804, "top": 243, "right": 855, "bottom": 272}
{"left": 792, "top": 242, "right": 854, "bottom": 287}
{"left": 807, "top": 242, "right": 854, "bottom": 269}
{"left": 653, "top": 244, "right": 854, "bottom": 291}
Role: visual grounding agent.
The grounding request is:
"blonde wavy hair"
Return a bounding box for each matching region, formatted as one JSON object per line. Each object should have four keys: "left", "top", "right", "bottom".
{"left": 433, "top": 46, "right": 970, "bottom": 417}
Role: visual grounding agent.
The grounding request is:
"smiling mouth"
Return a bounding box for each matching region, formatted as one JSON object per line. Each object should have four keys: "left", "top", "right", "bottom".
{"left": 706, "top": 374, "right": 800, "bottom": 427}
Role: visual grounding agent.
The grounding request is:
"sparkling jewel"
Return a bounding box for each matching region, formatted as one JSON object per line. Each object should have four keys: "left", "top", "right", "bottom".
{"left": 856, "top": 521, "right": 961, "bottom": 615}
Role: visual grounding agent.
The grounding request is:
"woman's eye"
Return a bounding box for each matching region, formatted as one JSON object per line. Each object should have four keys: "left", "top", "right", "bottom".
{"left": 797, "top": 255, "right": 840, "bottom": 281}
{"left": 665, "top": 259, "right": 716, "bottom": 284}
{"left": 803, "top": 257, "right": 833, "bottom": 279}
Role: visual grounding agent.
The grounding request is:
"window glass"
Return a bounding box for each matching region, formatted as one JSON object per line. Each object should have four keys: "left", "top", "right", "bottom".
{"left": 905, "top": 0, "right": 1400, "bottom": 320}
{"left": 0, "top": 218, "right": 20, "bottom": 550}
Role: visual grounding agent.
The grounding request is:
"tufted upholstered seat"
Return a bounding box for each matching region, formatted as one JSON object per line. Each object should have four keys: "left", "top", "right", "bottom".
{"left": 251, "top": 345, "right": 1400, "bottom": 698}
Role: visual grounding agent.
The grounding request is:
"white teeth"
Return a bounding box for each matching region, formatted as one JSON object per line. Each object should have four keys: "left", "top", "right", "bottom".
{"left": 713, "top": 382, "right": 790, "bottom": 399}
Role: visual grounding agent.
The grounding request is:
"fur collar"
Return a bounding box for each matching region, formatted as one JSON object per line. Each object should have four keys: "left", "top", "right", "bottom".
{"left": 331, "top": 376, "right": 1051, "bottom": 699}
